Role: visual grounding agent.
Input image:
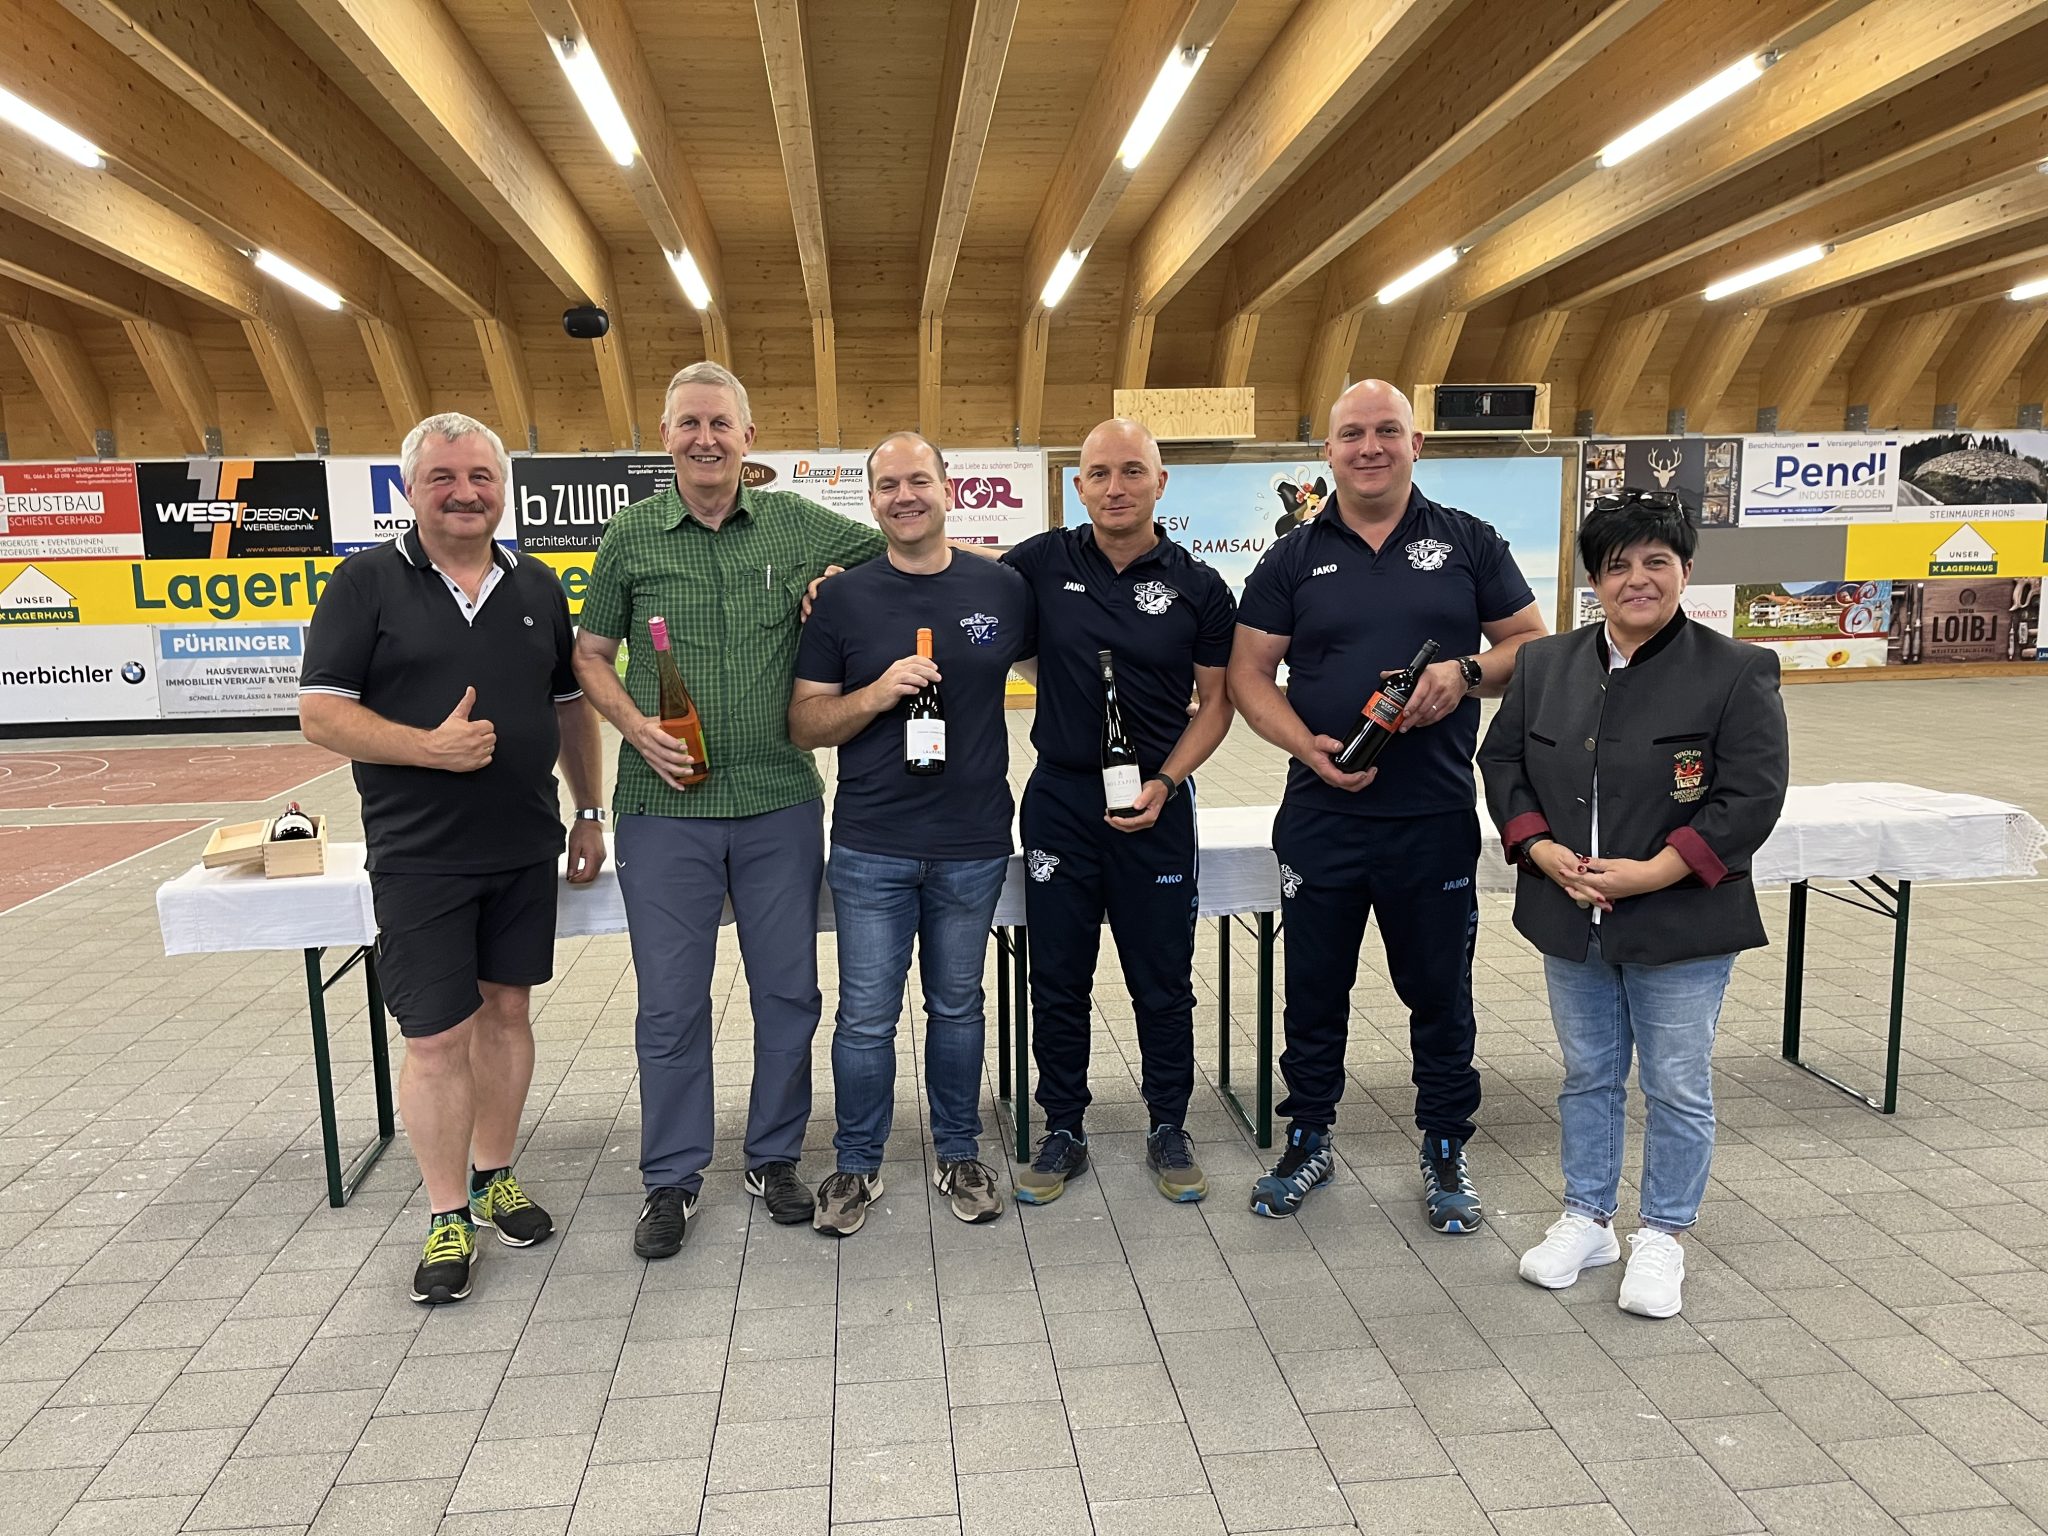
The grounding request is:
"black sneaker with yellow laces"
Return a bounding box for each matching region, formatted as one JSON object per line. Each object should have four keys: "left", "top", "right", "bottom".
{"left": 412, "top": 1211, "right": 478, "bottom": 1305}
{"left": 469, "top": 1166, "right": 553, "bottom": 1247}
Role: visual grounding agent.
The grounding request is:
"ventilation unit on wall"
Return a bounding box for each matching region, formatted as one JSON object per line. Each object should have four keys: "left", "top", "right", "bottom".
{"left": 1415, "top": 383, "right": 1549, "bottom": 436}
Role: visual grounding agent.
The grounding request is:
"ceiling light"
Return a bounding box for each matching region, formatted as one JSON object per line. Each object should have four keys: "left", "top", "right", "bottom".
{"left": 2014, "top": 274, "right": 2048, "bottom": 301}
{"left": 668, "top": 248, "right": 713, "bottom": 310}
{"left": 1119, "top": 47, "right": 1208, "bottom": 171}
{"left": 1703, "top": 244, "right": 1827, "bottom": 301}
{"left": 549, "top": 34, "right": 637, "bottom": 167}
{"left": 1598, "top": 53, "right": 1774, "bottom": 168}
{"left": 254, "top": 250, "right": 343, "bottom": 310}
{"left": 0, "top": 85, "right": 104, "bottom": 169}
{"left": 1376, "top": 247, "right": 1459, "bottom": 306}
{"left": 1041, "top": 247, "right": 1089, "bottom": 308}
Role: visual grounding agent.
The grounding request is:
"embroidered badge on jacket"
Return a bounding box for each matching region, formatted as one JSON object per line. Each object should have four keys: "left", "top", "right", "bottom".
{"left": 1672, "top": 749, "right": 1706, "bottom": 803}
{"left": 1405, "top": 538, "right": 1452, "bottom": 571}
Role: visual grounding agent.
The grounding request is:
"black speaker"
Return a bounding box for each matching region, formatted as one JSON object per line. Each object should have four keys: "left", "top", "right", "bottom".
{"left": 562, "top": 305, "right": 610, "bottom": 340}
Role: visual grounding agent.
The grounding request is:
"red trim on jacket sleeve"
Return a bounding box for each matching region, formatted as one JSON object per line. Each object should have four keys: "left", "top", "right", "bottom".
{"left": 1666, "top": 826, "right": 1728, "bottom": 888}
{"left": 1501, "top": 812, "right": 1551, "bottom": 864}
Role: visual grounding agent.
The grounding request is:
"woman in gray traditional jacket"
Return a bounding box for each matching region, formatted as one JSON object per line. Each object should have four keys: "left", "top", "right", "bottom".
{"left": 1477, "top": 491, "right": 1788, "bottom": 1319}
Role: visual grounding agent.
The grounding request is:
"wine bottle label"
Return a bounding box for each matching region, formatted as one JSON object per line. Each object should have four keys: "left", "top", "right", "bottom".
{"left": 1364, "top": 688, "right": 1406, "bottom": 728}
{"left": 905, "top": 720, "right": 947, "bottom": 761}
{"left": 1103, "top": 763, "right": 1142, "bottom": 808}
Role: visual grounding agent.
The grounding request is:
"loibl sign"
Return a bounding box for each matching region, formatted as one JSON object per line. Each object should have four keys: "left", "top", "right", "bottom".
{"left": 1738, "top": 436, "right": 1900, "bottom": 526}
{"left": 0, "top": 463, "right": 145, "bottom": 559}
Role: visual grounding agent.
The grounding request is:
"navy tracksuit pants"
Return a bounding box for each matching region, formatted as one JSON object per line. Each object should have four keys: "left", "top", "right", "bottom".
{"left": 1020, "top": 764, "right": 1198, "bottom": 1134}
{"left": 1272, "top": 802, "right": 1481, "bottom": 1141}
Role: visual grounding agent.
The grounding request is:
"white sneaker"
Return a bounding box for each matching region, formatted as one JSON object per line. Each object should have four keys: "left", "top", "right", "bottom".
{"left": 1518, "top": 1212, "right": 1622, "bottom": 1289}
{"left": 1618, "top": 1229, "right": 1685, "bottom": 1318}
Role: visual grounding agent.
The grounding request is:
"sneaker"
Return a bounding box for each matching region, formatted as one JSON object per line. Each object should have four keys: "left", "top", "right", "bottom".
{"left": 1618, "top": 1229, "right": 1686, "bottom": 1318}
{"left": 469, "top": 1168, "right": 553, "bottom": 1247}
{"left": 1014, "top": 1130, "right": 1088, "bottom": 1205}
{"left": 1518, "top": 1212, "right": 1622, "bottom": 1289}
{"left": 1249, "top": 1125, "right": 1335, "bottom": 1218}
{"left": 1420, "top": 1134, "right": 1483, "bottom": 1234}
{"left": 933, "top": 1159, "right": 1003, "bottom": 1224}
{"left": 814, "top": 1170, "right": 884, "bottom": 1238}
{"left": 746, "top": 1161, "right": 815, "bottom": 1225}
{"left": 411, "top": 1212, "right": 477, "bottom": 1304}
{"left": 1145, "top": 1125, "right": 1208, "bottom": 1203}
{"left": 633, "top": 1186, "right": 696, "bottom": 1260}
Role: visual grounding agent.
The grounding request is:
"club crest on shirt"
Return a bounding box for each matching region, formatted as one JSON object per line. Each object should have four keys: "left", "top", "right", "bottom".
{"left": 1027, "top": 849, "right": 1059, "bottom": 883}
{"left": 1672, "top": 749, "right": 1706, "bottom": 803}
{"left": 1134, "top": 580, "right": 1178, "bottom": 615}
{"left": 1279, "top": 862, "right": 1303, "bottom": 898}
{"left": 959, "top": 611, "right": 999, "bottom": 645}
{"left": 1406, "top": 538, "right": 1452, "bottom": 571}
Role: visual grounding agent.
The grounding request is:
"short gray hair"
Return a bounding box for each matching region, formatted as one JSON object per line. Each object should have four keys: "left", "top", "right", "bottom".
{"left": 866, "top": 430, "right": 947, "bottom": 483}
{"left": 662, "top": 361, "right": 752, "bottom": 428}
{"left": 401, "top": 412, "right": 511, "bottom": 489}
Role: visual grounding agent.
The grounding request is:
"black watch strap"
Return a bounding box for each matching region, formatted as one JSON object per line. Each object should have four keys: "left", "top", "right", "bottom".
{"left": 1146, "top": 772, "right": 1179, "bottom": 801}
{"left": 1457, "top": 655, "right": 1483, "bottom": 688}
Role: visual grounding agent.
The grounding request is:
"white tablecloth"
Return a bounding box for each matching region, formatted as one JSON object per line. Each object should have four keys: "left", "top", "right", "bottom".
{"left": 156, "top": 783, "right": 2045, "bottom": 957}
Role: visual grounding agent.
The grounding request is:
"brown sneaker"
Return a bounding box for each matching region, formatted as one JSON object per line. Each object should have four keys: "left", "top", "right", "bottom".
{"left": 934, "top": 1158, "right": 1003, "bottom": 1224}
{"left": 813, "top": 1170, "right": 883, "bottom": 1238}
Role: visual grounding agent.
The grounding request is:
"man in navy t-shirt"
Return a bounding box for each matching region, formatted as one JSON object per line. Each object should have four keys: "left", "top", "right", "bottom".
{"left": 792, "top": 432, "right": 1035, "bottom": 1239}
{"left": 1230, "top": 380, "right": 1547, "bottom": 1232}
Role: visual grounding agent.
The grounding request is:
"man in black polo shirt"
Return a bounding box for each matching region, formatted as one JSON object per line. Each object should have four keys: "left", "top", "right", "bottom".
{"left": 1231, "top": 380, "right": 1547, "bottom": 1231}
{"left": 1002, "top": 417, "right": 1237, "bottom": 1205}
{"left": 301, "top": 412, "right": 606, "bottom": 1304}
{"left": 790, "top": 431, "right": 1034, "bottom": 1238}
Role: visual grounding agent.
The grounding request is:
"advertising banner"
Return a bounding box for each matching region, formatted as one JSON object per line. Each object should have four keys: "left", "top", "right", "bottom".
{"left": 0, "top": 463, "right": 145, "bottom": 559}
{"left": 1843, "top": 519, "right": 2048, "bottom": 580}
{"left": 1732, "top": 581, "right": 1893, "bottom": 641}
{"left": 0, "top": 558, "right": 336, "bottom": 626}
{"left": 1739, "top": 436, "right": 1900, "bottom": 526}
{"left": 744, "top": 452, "right": 868, "bottom": 523}
{"left": 1762, "top": 637, "right": 1889, "bottom": 671}
{"left": 1571, "top": 584, "right": 1735, "bottom": 633}
{"left": 0, "top": 624, "right": 158, "bottom": 724}
{"left": 941, "top": 451, "right": 1046, "bottom": 545}
{"left": 153, "top": 623, "right": 308, "bottom": 718}
{"left": 1896, "top": 430, "right": 2048, "bottom": 521}
{"left": 1581, "top": 437, "right": 1741, "bottom": 526}
{"left": 513, "top": 455, "right": 676, "bottom": 553}
{"left": 1889, "top": 578, "right": 2041, "bottom": 665}
{"left": 138, "top": 460, "right": 333, "bottom": 559}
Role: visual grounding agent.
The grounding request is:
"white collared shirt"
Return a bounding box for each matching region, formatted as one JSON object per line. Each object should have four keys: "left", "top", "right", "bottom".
{"left": 431, "top": 560, "right": 504, "bottom": 625}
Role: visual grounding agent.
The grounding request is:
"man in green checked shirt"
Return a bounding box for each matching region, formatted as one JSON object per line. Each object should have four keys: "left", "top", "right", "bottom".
{"left": 572, "top": 361, "right": 886, "bottom": 1259}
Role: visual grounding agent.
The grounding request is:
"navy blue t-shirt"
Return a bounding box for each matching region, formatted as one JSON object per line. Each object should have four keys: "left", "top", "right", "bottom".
{"left": 1001, "top": 524, "right": 1236, "bottom": 774}
{"left": 797, "top": 554, "right": 1035, "bottom": 859}
{"left": 1237, "top": 488, "right": 1535, "bottom": 818}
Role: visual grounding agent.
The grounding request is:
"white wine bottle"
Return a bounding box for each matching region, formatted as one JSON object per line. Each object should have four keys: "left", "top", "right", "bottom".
{"left": 1100, "top": 649, "right": 1143, "bottom": 816}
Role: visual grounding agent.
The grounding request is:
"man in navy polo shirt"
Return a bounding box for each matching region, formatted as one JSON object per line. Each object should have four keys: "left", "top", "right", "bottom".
{"left": 1001, "top": 418, "right": 1237, "bottom": 1205}
{"left": 301, "top": 412, "right": 607, "bottom": 1304}
{"left": 790, "top": 431, "right": 1035, "bottom": 1238}
{"left": 1231, "top": 380, "right": 1547, "bottom": 1231}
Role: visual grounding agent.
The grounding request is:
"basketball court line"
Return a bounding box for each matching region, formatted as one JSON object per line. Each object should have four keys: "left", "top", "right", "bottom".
{"left": 0, "top": 820, "right": 213, "bottom": 917}
{"left": 0, "top": 744, "right": 344, "bottom": 811}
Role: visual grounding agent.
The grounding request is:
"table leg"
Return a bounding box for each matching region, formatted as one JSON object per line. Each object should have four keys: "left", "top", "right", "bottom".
{"left": 1217, "top": 917, "right": 1232, "bottom": 1103}
{"left": 1256, "top": 910, "right": 1275, "bottom": 1149}
{"left": 367, "top": 951, "right": 395, "bottom": 1141}
{"left": 994, "top": 928, "right": 1012, "bottom": 1103}
{"left": 304, "top": 944, "right": 397, "bottom": 1209}
{"left": 1779, "top": 877, "right": 1909, "bottom": 1115}
{"left": 1882, "top": 879, "right": 1911, "bottom": 1116}
{"left": 1012, "top": 927, "right": 1031, "bottom": 1162}
{"left": 1781, "top": 880, "right": 1808, "bottom": 1062}
{"left": 305, "top": 948, "right": 345, "bottom": 1210}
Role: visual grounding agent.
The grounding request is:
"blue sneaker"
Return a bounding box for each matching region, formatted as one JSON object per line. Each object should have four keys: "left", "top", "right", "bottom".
{"left": 1249, "top": 1125, "right": 1335, "bottom": 1218}
{"left": 1420, "top": 1134, "right": 1483, "bottom": 1234}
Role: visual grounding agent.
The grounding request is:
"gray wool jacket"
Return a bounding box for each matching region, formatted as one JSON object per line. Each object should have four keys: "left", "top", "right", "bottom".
{"left": 1477, "top": 614, "right": 1789, "bottom": 965}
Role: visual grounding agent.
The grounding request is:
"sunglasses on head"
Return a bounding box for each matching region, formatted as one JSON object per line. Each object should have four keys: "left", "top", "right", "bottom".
{"left": 1590, "top": 488, "right": 1684, "bottom": 514}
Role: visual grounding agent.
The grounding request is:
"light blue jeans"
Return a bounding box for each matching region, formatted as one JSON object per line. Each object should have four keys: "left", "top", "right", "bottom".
{"left": 826, "top": 845, "right": 1009, "bottom": 1174}
{"left": 1543, "top": 928, "right": 1735, "bottom": 1232}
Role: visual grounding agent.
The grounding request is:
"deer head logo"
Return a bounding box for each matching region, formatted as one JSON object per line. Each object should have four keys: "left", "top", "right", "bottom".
{"left": 1646, "top": 447, "right": 1682, "bottom": 488}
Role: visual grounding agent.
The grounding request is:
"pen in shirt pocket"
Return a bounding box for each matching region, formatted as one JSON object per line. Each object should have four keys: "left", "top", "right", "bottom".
{"left": 765, "top": 564, "right": 773, "bottom": 589}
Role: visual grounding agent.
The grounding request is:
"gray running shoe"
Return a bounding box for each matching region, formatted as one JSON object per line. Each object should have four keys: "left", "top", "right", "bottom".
{"left": 934, "top": 1158, "right": 1003, "bottom": 1224}
{"left": 813, "top": 1170, "right": 884, "bottom": 1238}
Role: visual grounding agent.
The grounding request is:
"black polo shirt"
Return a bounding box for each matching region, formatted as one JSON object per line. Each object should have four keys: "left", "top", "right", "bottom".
{"left": 1238, "top": 487, "right": 1534, "bottom": 819}
{"left": 300, "top": 529, "right": 582, "bottom": 874}
{"left": 1002, "top": 524, "right": 1236, "bottom": 774}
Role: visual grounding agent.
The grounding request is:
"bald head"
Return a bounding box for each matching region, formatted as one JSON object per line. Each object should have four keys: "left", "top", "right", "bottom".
{"left": 1328, "top": 379, "right": 1414, "bottom": 438}
{"left": 1075, "top": 417, "right": 1168, "bottom": 540}
{"left": 1324, "top": 378, "right": 1422, "bottom": 518}
{"left": 1080, "top": 416, "right": 1163, "bottom": 473}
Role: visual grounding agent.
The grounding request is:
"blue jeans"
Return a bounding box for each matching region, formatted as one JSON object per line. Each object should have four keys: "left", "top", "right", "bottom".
{"left": 1543, "top": 928, "right": 1735, "bottom": 1233}
{"left": 826, "top": 845, "right": 1009, "bottom": 1173}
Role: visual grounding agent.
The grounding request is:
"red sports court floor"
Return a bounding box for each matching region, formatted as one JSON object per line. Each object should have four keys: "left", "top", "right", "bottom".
{"left": 0, "top": 820, "right": 210, "bottom": 915}
{"left": 0, "top": 743, "right": 342, "bottom": 810}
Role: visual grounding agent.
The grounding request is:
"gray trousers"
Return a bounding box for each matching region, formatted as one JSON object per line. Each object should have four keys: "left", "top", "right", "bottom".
{"left": 616, "top": 800, "right": 824, "bottom": 1193}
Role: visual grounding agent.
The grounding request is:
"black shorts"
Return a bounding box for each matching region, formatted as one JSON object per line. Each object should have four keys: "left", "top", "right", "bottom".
{"left": 369, "top": 862, "right": 558, "bottom": 1038}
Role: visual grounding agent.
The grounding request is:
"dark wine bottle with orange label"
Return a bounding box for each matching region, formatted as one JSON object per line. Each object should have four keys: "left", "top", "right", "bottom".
{"left": 905, "top": 628, "right": 945, "bottom": 775}
{"left": 648, "top": 616, "right": 710, "bottom": 786}
{"left": 1333, "top": 639, "right": 1439, "bottom": 773}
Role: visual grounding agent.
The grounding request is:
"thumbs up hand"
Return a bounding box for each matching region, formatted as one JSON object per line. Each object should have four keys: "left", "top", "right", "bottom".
{"left": 423, "top": 685, "right": 496, "bottom": 772}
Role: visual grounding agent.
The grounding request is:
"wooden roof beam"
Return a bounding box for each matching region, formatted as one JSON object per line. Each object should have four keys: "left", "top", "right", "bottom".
{"left": 754, "top": 0, "right": 834, "bottom": 443}
{"left": 1219, "top": 0, "right": 1659, "bottom": 327}
{"left": 1493, "top": 300, "right": 1572, "bottom": 381}
{"left": 1440, "top": 0, "right": 2041, "bottom": 315}
{"left": 1666, "top": 305, "right": 1769, "bottom": 432}
{"left": 124, "top": 292, "right": 219, "bottom": 454}
{"left": 242, "top": 283, "right": 327, "bottom": 454}
{"left": 1936, "top": 300, "right": 2048, "bottom": 426}
{"left": 1576, "top": 304, "right": 1670, "bottom": 432}
{"left": 1883, "top": 243, "right": 2048, "bottom": 317}
{"left": 1757, "top": 307, "right": 1865, "bottom": 428}
{"left": 0, "top": 279, "right": 113, "bottom": 457}
{"left": 475, "top": 267, "right": 538, "bottom": 453}
{"left": 2017, "top": 325, "right": 2048, "bottom": 415}
{"left": 1795, "top": 217, "right": 2048, "bottom": 315}
{"left": 1846, "top": 306, "right": 1959, "bottom": 427}
{"left": 357, "top": 263, "right": 431, "bottom": 435}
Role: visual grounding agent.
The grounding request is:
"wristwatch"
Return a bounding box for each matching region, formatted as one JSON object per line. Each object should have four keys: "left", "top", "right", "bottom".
{"left": 1147, "top": 772, "right": 1179, "bottom": 801}
{"left": 1456, "top": 655, "right": 1483, "bottom": 690}
{"left": 575, "top": 807, "right": 607, "bottom": 822}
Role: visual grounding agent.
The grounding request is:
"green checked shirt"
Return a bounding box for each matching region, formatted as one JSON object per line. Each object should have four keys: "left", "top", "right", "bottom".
{"left": 580, "top": 484, "right": 886, "bottom": 819}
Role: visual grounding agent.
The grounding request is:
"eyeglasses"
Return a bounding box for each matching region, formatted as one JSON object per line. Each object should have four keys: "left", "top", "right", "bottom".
{"left": 1590, "top": 488, "right": 1684, "bottom": 514}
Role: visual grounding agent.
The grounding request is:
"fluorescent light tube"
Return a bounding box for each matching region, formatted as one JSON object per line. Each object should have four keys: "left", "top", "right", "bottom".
{"left": 2013, "top": 274, "right": 2048, "bottom": 301}
{"left": 254, "top": 250, "right": 344, "bottom": 310}
{"left": 549, "top": 34, "right": 638, "bottom": 167}
{"left": 1376, "top": 247, "right": 1459, "bottom": 306}
{"left": 1599, "top": 54, "right": 1768, "bottom": 168}
{"left": 669, "top": 248, "right": 713, "bottom": 310}
{"left": 1702, "top": 244, "right": 1826, "bottom": 300}
{"left": 0, "top": 85, "right": 104, "bottom": 169}
{"left": 1042, "top": 247, "right": 1088, "bottom": 308}
{"left": 1119, "top": 47, "right": 1208, "bottom": 171}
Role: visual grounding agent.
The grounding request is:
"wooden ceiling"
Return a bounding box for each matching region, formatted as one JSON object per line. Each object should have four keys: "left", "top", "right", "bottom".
{"left": 3, "top": 0, "right": 2048, "bottom": 460}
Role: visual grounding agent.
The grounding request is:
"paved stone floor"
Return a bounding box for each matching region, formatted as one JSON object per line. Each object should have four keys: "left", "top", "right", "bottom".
{"left": 2, "top": 676, "right": 2046, "bottom": 1535}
